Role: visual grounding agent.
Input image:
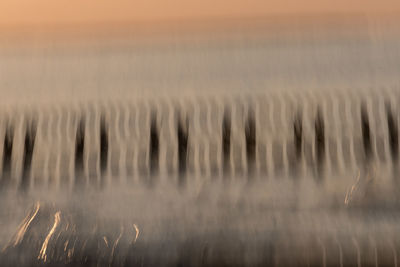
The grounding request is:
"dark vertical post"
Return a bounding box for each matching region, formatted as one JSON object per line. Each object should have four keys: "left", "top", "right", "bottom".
{"left": 361, "top": 104, "right": 371, "bottom": 162}
{"left": 387, "top": 102, "right": 399, "bottom": 181}
{"left": 315, "top": 108, "right": 325, "bottom": 177}
{"left": 149, "top": 113, "right": 159, "bottom": 176}
{"left": 294, "top": 112, "right": 302, "bottom": 161}
{"left": 245, "top": 108, "right": 256, "bottom": 175}
{"left": 1, "top": 125, "right": 13, "bottom": 187}
{"left": 222, "top": 109, "right": 231, "bottom": 175}
{"left": 20, "top": 121, "right": 36, "bottom": 191}
{"left": 74, "top": 119, "right": 85, "bottom": 188}
{"left": 387, "top": 103, "right": 398, "bottom": 161}
{"left": 100, "top": 116, "right": 108, "bottom": 188}
{"left": 177, "top": 115, "right": 188, "bottom": 183}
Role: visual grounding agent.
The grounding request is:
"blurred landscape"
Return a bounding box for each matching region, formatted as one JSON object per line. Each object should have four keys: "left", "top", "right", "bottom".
{"left": 0, "top": 3, "right": 400, "bottom": 266}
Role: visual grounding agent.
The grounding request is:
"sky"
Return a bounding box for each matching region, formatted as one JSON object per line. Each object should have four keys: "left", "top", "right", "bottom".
{"left": 1, "top": 0, "right": 400, "bottom": 28}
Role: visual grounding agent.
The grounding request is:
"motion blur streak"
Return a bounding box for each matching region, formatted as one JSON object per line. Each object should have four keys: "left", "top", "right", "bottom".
{"left": 103, "top": 236, "right": 109, "bottom": 248}
{"left": 109, "top": 225, "right": 124, "bottom": 266}
{"left": 345, "top": 170, "right": 361, "bottom": 205}
{"left": 132, "top": 224, "right": 139, "bottom": 244}
{"left": 6, "top": 202, "right": 40, "bottom": 249}
{"left": 38, "top": 211, "right": 61, "bottom": 262}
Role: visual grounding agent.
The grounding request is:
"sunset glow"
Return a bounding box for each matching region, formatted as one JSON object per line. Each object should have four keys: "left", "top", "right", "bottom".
{"left": 1, "top": 0, "right": 399, "bottom": 27}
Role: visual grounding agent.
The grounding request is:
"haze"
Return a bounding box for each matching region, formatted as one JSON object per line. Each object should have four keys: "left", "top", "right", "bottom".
{"left": 1, "top": 0, "right": 400, "bottom": 28}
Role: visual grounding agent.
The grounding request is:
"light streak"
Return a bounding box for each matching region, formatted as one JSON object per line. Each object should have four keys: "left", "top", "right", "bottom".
{"left": 103, "top": 236, "right": 109, "bottom": 247}
{"left": 133, "top": 224, "right": 139, "bottom": 244}
{"left": 64, "top": 240, "right": 69, "bottom": 251}
{"left": 3, "top": 201, "right": 40, "bottom": 251}
{"left": 345, "top": 170, "right": 361, "bottom": 205}
{"left": 38, "top": 211, "right": 61, "bottom": 262}
{"left": 109, "top": 226, "right": 124, "bottom": 266}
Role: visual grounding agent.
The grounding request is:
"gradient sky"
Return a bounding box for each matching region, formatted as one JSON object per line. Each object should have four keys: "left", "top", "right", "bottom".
{"left": 1, "top": 0, "right": 400, "bottom": 27}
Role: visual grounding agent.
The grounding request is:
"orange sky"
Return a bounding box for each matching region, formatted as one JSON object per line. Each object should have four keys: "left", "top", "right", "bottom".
{"left": 1, "top": 0, "right": 400, "bottom": 27}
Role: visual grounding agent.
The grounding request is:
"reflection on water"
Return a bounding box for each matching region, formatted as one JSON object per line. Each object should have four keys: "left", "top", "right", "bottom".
{"left": 1, "top": 175, "right": 400, "bottom": 266}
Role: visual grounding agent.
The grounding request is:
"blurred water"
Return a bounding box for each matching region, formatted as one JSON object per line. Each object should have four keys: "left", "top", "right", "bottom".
{"left": 0, "top": 20, "right": 400, "bottom": 266}
{"left": 1, "top": 174, "right": 400, "bottom": 267}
